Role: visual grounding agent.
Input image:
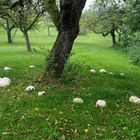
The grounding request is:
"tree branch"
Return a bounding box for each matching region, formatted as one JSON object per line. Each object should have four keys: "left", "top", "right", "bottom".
{"left": 45, "top": 0, "right": 61, "bottom": 31}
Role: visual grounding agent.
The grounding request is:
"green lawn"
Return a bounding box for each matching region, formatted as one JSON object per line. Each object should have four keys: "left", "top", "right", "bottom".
{"left": 0, "top": 27, "right": 140, "bottom": 139}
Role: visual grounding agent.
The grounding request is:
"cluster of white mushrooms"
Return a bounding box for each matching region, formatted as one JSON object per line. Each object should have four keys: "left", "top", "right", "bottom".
{"left": 73, "top": 98, "right": 107, "bottom": 107}
{"left": 0, "top": 65, "right": 35, "bottom": 88}
{"left": 72, "top": 68, "right": 138, "bottom": 107}
{"left": 0, "top": 65, "right": 139, "bottom": 107}
{"left": 73, "top": 97, "right": 107, "bottom": 107}
{"left": 90, "top": 68, "right": 125, "bottom": 77}
{"left": 3, "top": 65, "right": 35, "bottom": 71}
{"left": 0, "top": 67, "right": 12, "bottom": 87}
{"left": 73, "top": 95, "right": 140, "bottom": 108}
{"left": 25, "top": 85, "right": 45, "bottom": 97}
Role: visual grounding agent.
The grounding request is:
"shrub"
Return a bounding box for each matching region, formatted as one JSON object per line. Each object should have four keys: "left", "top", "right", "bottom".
{"left": 128, "top": 44, "right": 140, "bottom": 66}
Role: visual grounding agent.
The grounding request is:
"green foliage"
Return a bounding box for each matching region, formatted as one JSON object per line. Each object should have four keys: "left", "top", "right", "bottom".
{"left": 5, "top": 0, "right": 46, "bottom": 32}
{"left": 118, "top": 0, "right": 140, "bottom": 66}
{"left": 79, "top": 12, "right": 92, "bottom": 35}
{"left": 87, "top": 0, "right": 124, "bottom": 35}
{"left": 128, "top": 43, "right": 140, "bottom": 66}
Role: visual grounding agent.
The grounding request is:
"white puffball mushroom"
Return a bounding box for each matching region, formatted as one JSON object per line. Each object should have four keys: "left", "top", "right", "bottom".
{"left": 73, "top": 98, "right": 84, "bottom": 104}
{"left": 38, "top": 91, "right": 45, "bottom": 97}
{"left": 90, "top": 69, "right": 96, "bottom": 73}
{"left": 4, "top": 67, "right": 11, "bottom": 71}
{"left": 120, "top": 73, "right": 125, "bottom": 76}
{"left": 96, "top": 100, "right": 106, "bottom": 108}
{"left": 129, "top": 96, "right": 140, "bottom": 104}
{"left": 0, "top": 77, "right": 11, "bottom": 87}
{"left": 3, "top": 77, "right": 11, "bottom": 83}
{"left": 29, "top": 65, "right": 35, "bottom": 68}
{"left": 99, "top": 69, "right": 107, "bottom": 74}
{"left": 26, "top": 85, "right": 35, "bottom": 92}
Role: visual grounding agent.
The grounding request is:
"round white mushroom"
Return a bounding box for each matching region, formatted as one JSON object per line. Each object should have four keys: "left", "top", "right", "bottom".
{"left": 26, "top": 85, "right": 35, "bottom": 92}
{"left": 73, "top": 97, "right": 84, "bottom": 104}
{"left": 99, "top": 69, "right": 107, "bottom": 74}
{"left": 120, "top": 73, "right": 125, "bottom": 76}
{"left": 96, "top": 100, "right": 106, "bottom": 108}
{"left": 129, "top": 96, "right": 140, "bottom": 104}
{"left": 29, "top": 65, "right": 35, "bottom": 68}
{"left": 90, "top": 69, "right": 96, "bottom": 74}
{"left": 38, "top": 91, "right": 45, "bottom": 97}
{"left": 4, "top": 67, "right": 11, "bottom": 71}
{"left": 0, "top": 77, "right": 11, "bottom": 87}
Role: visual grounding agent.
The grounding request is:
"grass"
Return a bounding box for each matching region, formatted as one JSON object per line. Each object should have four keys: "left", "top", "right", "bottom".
{"left": 0, "top": 27, "right": 140, "bottom": 139}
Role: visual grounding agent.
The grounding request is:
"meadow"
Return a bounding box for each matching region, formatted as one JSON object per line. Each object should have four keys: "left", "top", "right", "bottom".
{"left": 0, "top": 27, "right": 140, "bottom": 139}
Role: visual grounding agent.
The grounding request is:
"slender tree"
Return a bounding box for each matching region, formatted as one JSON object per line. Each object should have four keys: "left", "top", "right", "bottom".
{"left": 0, "top": 17, "right": 16, "bottom": 43}
{"left": 43, "top": 0, "right": 87, "bottom": 81}
{"left": 43, "top": 13, "right": 55, "bottom": 36}
{"left": 6, "top": 0, "right": 46, "bottom": 51}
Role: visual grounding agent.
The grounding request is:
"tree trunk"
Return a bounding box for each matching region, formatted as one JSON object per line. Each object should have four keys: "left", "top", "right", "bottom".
{"left": 43, "top": 28, "right": 79, "bottom": 80}
{"left": 24, "top": 32, "right": 32, "bottom": 52}
{"left": 111, "top": 30, "right": 116, "bottom": 45}
{"left": 7, "top": 29, "right": 12, "bottom": 44}
{"left": 48, "top": 26, "right": 51, "bottom": 36}
{"left": 43, "top": 0, "right": 86, "bottom": 81}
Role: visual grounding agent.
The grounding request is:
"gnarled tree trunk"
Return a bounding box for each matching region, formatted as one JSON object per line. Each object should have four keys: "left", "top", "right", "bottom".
{"left": 44, "top": 28, "right": 79, "bottom": 79}
{"left": 43, "top": 0, "right": 86, "bottom": 81}
{"left": 24, "top": 31, "right": 32, "bottom": 52}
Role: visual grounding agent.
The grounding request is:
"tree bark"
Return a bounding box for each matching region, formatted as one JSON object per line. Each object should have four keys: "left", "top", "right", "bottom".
{"left": 24, "top": 31, "right": 32, "bottom": 52}
{"left": 7, "top": 29, "right": 12, "bottom": 44}
{"left": 43, "top": 28, "right": 79, "bottom": 80}
{"left": 43, "top": 0, "right": 86, "bottom": 81}
{"left": 111, "top": 30, "right": 116, "bottom": 45}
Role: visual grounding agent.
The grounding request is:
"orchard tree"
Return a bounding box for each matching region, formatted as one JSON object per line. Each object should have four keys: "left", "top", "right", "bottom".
{"left": 43, "top": 13, "right": 55, "bottom": 36}
{"left": 79, "top": 11, "right": 91, "bottom": 35}
{"left": 6, "top": 0, "right": 46, "bottom": 51}
{"left": 0, "top": 17, "right": 16, "bottom": 43}
{"left": 0, "top": 0, "right": 14, "bottom": 43}
{"left": 119, "top": 0, "right": 140, "bottom": 46}
{"left": 79, "top": 10, "right": 99, "bottom": 35}
{"left": 43, "top": 0, "right": 87, "bottom": 81}
{"left": 89, "top": 0, "right": 125, "bottom": 45}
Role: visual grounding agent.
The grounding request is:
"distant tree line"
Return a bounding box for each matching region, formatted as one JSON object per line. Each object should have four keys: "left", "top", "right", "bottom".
{"left": 0, "top": 0, "right": 53, "bottom": 51}
{"left": 80, "top": 0, "right": 140, "bottom": 66}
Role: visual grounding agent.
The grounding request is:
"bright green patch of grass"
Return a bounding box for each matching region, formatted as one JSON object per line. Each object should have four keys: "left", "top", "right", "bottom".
{"left": 0, "top": 27, "right": 140, "bottom": 139}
